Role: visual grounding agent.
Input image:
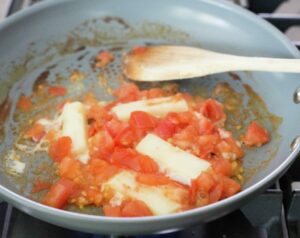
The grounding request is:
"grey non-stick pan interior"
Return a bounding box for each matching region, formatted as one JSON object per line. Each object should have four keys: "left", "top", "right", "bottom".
{"left": 0, "top": 0, "right": 300, "bottom": 235}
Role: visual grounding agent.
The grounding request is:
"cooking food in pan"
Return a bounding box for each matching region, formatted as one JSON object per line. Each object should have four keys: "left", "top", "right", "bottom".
{"left": 9, "top": 50, "right": 269, "bottom": 217}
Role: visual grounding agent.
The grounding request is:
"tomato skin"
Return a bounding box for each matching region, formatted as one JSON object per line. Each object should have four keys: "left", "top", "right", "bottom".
{"left": 48, "top": 136, "right": 72, "bottom": 162}
{"left": 129, "top": 111, "right": 157, "bottom": 130}
{"left": 113, "top": 83, "right": 141, "bottom": 103}
{"left": 42, "top": 178, "right": 75, "bottom": 209}
{"left": 154, "top": 119, "right": 177, "bottom": 140}
{"left": 16, "top": 95, "right": 32, "bottom": 111}
{"left": 121, "top": 200, "right": 153, "bottom": 217}
{"left": 105, "top": 118, "right": 127, "bottom": 138}
{"left": 48, "top": 86, "right": 67, "bottom": 96}
{"left": 59, "top": 156, "right": 81, "bottom": 179}
{"left": 222, "top": 176, "right": 241, "bottom": 198}
{"left": 114, "top": 126, "right": 135, "bottom": 147}
{"left": 24, "top": 123, "right": 45, "bottom": 142}
{"left": 199, "top": 99, "right": 226, "bottom": 124}
{"left": 129, "top": 111, "right": 157, "bottom": 141}
{"left": 88, "top": 130, "right": 114, "bottom": 160}
{"left": 31, "top": 180, "right": 52, "bottom": 194}
{"left": 103, "top": 204, "right": 122, "bottom": 217}
{"left": 242, "top": 121, "right": 269, "bottom": 147}
{"left": 210, "top": 156, "right": 233, "bottom": 177}
{"left": 95, "top": 51, "right": 114, "bottom": 68}
{"left": 110, "top": 147, "right": 158, "bottom": 173}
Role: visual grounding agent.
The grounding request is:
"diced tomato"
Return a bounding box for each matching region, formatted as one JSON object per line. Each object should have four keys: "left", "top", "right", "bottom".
{"left": 195, "top": 134, "right": 220, "bottom": 158}
{"left": 140, "top": 88, "right": 166, "bottom": 99}
{"left": 103, "top": 204, "right": 122, "bottom": 217}
{"left": 113, "top": 83, "right": 141, "bottom": 103}
{"left": 222, "top": 176, "right": 241, "bottom": 198}
{"left": 216, "top": 137, "right": 244, "bottom": 159}
{"left": 48, "top": 86, "right": 67, "bottom": 96}
{"left": 86, "top": 187, "right": 103, "bottom": 206}
{"left": 242, "top": 121, "right": 269, "bottom": 147}
{"left": 42, "top": 178, "right": 75, "bottom": 209}
{"left": 195, "top": 172, "right": 217, "bottom": 193}
{"left": 105, "top": 118, "right": 127, "bottom": 138}
{"left": 59, "top": 156, "right": 81, "bottom": 179}
{"left": 88, "top": 130, "right": 114, "bottom": 160}
{"left": 199, "top": 99, "right": 226, "bottom": 124}
{"left": 198, "top": 116, "right": 216, "bottom": 135}
{"left": 210, "top": 156, "right": 233, "bottom": 177}
{"left": 121, "top": 200, "right": 153, "bottom": 217}
{"left": 24, "top": 123, "right": 45, "bottom": 142}
{"left": 31, "top": 180, "right": 52, "bottom": 194}
{"left": 48, "top": 136, "right": 72, "bottom": 162}
{"left": 129, "top": 111, "right": 157, "bottom": 140}
{"left": 95, "top": 51, "right": 114, "bottom": 68}
{"left": 114, "top": 126, "right": 135, "bottom": 147}
{"left": 131, "top": 46, "right": 148, "bottom": 55}
{"left": 110, "top": 147, "right": 158, "bottom": 173}
{"left": 16, "top": 95, "right": 32, "bottom": 111}
{"left": 208, "top": 181, "right": 223, "bottom": 204}
{"left": 136, "top": 173, "right": 172, "bottom": 186}
{"left": 172, "top": 125, "right": 199, "bottom": 150}
{"left": 189, "top": 179, "right": 198, "bottom": 205}
{"left": 129, "top": 111, "right": 157, "bottom": 130}
{"left": 154, "top": 119, "right": 177, "bottom": 140}
{"left": 94, "top": 165, "right": 119, "bottom": 184}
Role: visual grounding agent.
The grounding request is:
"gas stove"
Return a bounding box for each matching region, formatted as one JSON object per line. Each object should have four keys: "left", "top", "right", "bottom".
{"left": 1, "top": 0, "right": 300, "bottom": 238}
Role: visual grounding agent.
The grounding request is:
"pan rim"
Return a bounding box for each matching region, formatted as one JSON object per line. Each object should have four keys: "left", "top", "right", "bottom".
{"left": 0, "top": 0, "right": 299, "bottom": 225}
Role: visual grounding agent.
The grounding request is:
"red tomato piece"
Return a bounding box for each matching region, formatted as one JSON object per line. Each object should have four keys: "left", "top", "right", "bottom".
{"left": 114, "top": 126, "right": 135, "bottom": 147}
{"left": 208, "top": 181, "right": 223, "bottom": 204}
{"left": 16, "top": 95, "right": 32, "bottom": 111}
{"left": 111, "top": 147, "right": 158, "bottom": 173}
{"left": 105, "top": 118, "right": 127, "bottom": 138}
{"left": 195, "top": 172, "right": 217, "bottom": 193}
{"left": 242, "top": 121, "right": 269, "bottom": 147}
{"left": 59, "top": 156, "right": 81, "bottom": 179}
{"left": 195, "top": 134, "right": 220, "bottom": 158}
{"left": 129, "top": 111, "right": 157, "bottom": 130}
{"left": 199, "top": 99, "right": 226, "bottom": 124}
{"left": 48, "top": 136, "right": 72, "bottom": 162}
{"left": 48, "top": 86, "right": 67, "bottom": 96}
{"left": 210, "top": 156, "right": 233, "bottom": 177}
{"left": 88, "top": 130, "right": 114, "bottom": 160}
{"left": 95, "top": 51, "right": 114, "bottom": 68}
{"left": 198, "top": 116, "right": 216, "bottom": 135}
{"left": 24, "top": 123, "right": 45, "bottom": 142}
{"left": 103, "top": 204, "right": 122, "bottom": 217}
{"left": 113, "top": 83, "right": 141, "bottom": 103}
{"left": 131, "top": 46, "right": 148, "bottom": 55}
{"left": 136, "top": 173, "right": 172, "bottom": 186}
{"left": 42, "top": 178, "right": 75, "bottom": 209}
{"left": 31, "top": 180, "right": 52, "bottom": 194}
{"left": 154, "top": 119, "right": 177, "bottom": 140}
{"left": 172, "top": 125, "right": 199, "bottom": 150}
{"left": 94, "top": 165, "right": 119, "bottom": 184}
{"left": 222, "top": 176, "right": 241, "bottom": 198}
{"left": 121, "top": 200, "right": 153, "bottom": 217}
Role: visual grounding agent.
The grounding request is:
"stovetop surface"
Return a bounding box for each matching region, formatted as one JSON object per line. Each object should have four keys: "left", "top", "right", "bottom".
{"left": 1, "top": 0, "right": 300, "bottom": 237}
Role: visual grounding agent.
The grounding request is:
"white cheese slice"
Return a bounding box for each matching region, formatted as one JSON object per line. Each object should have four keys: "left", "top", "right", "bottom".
{"left": 136, "top": 134, "right": 211, "bottom": 185}
{"left": 111, "top": 96, "right": 188, "bottom": 121}
{"left": 102, "top": 171, "right": 182, "bottom": 215}
{"left": 61, "top": 102, "right": 89, "bottom": 164}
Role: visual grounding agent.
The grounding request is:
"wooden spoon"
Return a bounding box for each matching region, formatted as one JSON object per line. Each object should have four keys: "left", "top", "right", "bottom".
{"left": 123, "top": 45, "right": 300, "bottom": 81}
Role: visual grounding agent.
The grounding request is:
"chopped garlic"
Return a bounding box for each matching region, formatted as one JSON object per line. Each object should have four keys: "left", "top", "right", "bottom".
{"left": 136, "top": 134, "right": 211, "bottom": 185}
{"left": 111, "top": 96, "right": 188, "bottom": 121}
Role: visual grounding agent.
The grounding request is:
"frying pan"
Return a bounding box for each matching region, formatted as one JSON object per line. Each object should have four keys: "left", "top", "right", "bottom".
{"left": 0, "top": 0, "right": 300, "bottom": 235}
